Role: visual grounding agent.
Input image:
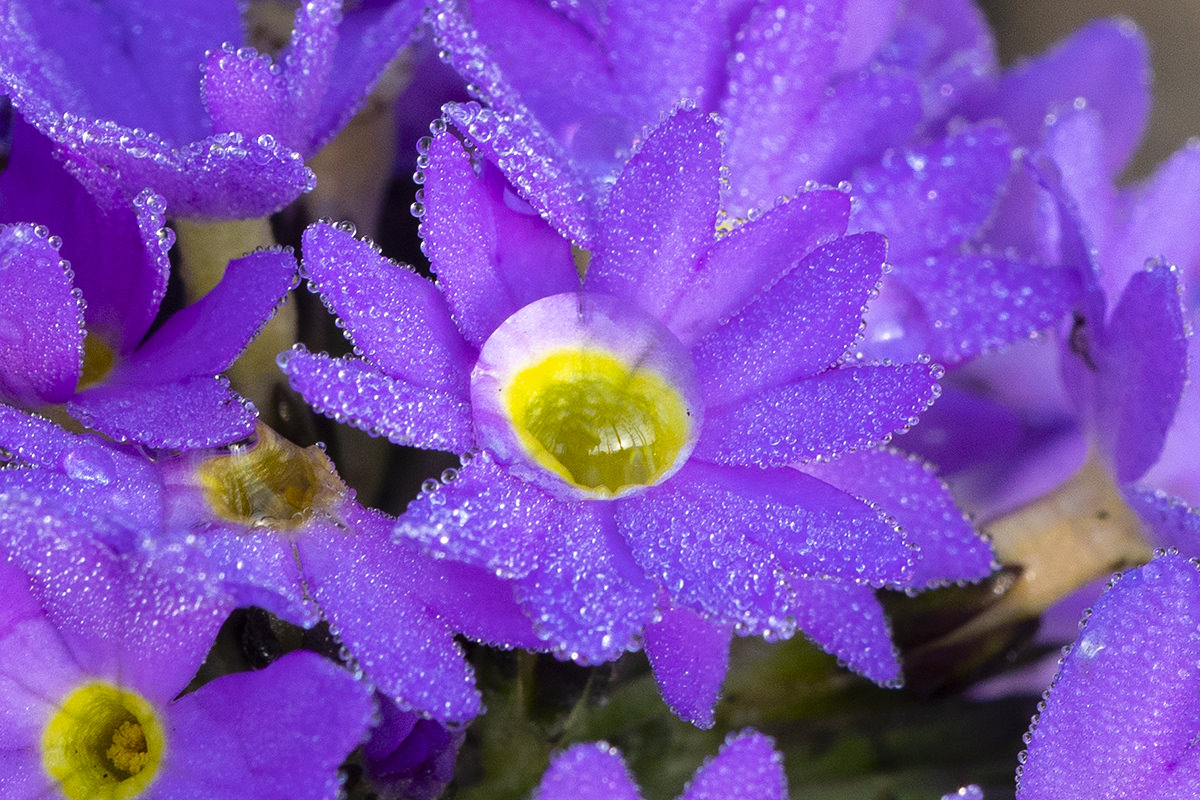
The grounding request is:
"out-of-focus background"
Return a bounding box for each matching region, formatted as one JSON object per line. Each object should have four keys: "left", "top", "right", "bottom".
{"left": 980, "top": 0, "right": 1200, "bottom": 179}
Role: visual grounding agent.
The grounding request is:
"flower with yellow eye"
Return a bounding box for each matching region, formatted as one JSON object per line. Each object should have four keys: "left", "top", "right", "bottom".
{"left": 281, "top": 108, "right": 992, "bottom": 726}
{"left": 0, "top": 498, "right": 374, "bottom": 800}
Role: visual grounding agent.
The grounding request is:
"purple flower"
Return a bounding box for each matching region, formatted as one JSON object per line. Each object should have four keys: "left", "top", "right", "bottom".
{"left": 361, "top": 691, "right": 465, "bottom": 800}
{"left": 0, "top": 206, "right": 296, "bottom": 448}
{"left": 158, "top": 423, "right": 543, "bottom": 722}
{"left": 0, "top": 502, "right": 375, "bottom": 799}
{"left": 0, "top": 404, "right": 537, "bottom": 723}
{"left": 281, "top": 108, "right": 993, "bottom": 725}
{"left": 903, "top": 20, "right": 1198, "bottom": 520}
{"left": 533, "top": 730, "right": 786, "bottom": 800}
{"left": 0, "top": 0, "right": 420, "bottom": 217}
{"left": 1017, "top": 552, "right": 1200, "bottom": 799}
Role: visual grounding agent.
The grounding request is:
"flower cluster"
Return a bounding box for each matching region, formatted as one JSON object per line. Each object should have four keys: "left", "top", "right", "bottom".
{"left": 1, "top": 1, "right": 1198, "bottom": 798}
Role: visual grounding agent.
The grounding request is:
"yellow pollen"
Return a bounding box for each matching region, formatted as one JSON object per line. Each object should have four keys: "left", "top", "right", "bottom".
{"left": 107, "top": 722, "right": 149, "bottom": 775}
{"left": 199, "top": 423, "right": 343, "bottom": 529}
{"left": 504, "top": 349, "right": 691, "bottom": 496}
{"left": 42, "top": 682, "right": 165, "bottom": 800}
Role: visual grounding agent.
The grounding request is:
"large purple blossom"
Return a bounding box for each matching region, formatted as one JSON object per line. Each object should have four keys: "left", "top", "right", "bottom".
{"left": 430, "top": 0, "right": 1079, "bottom": 365}
{"left": 0, "top": 498, "right": 375, "bottom": 799}
{"left": 533, "top": 730, "right": 786, "bottom": 800}
{"left": 281, "top": 108, "right": 994, "bottom": 725}
{"left": 0, "top": 0, "right": 420, "bottom": 217}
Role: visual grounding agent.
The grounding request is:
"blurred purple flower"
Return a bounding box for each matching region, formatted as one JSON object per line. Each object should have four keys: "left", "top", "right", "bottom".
{"left": 0, "top": 504, "right": 375, "bottom": 799}
{"left": 906, "top": 20, "right": 1198, "bottom": 519}
{"left": 0, "top": 0, "right": 420, "bottom": 217}
{"left": 432, "top": 0, "right": 1078, "bottom": 365}
{"left": 1017, "top": 552, "right": 1200, "bottom": 799}
{"left": 533, "top": 730, "right": 786, "bottom": 800}
{"left": 362, "top": 691, "right": 465, "bottom": 800}
{"left": 281, "top": 108, "right": 994, "bottom": 725}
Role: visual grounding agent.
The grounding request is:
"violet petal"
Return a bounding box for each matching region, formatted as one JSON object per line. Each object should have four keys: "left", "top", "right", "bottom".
{"left": 278, "top": 348, "right": 475, "bottom": 452}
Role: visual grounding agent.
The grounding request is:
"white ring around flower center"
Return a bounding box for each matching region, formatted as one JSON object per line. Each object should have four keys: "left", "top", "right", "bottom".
{"left": 471, "top": 292, "right": 703, "bottom": 500}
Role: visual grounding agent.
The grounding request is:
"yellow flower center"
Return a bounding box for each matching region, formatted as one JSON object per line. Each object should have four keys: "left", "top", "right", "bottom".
{"left": 199, "top": 423, "right": 343, "bottom": 529}
{"left": 504, "top": 349, "right": 692, "bottom": 496}
{"left": 42, "top": 682, "right": 165, "bottom": 800}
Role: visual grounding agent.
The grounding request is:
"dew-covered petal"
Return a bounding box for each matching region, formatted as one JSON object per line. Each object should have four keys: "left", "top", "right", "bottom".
{"left": 967, "top": 19, "right": 1149, "bottom": 177}
{"left": 850, "top": 123, "right": 1014, "bottom": 265}
{"left": 186, "top": 527, "right": 317, "bottom": 627}
{"left": 1043, "top": 108, "right": 1114, "bottom": 269}
{"left": 278, "top": 348, "right": 475, "bottom": 453}
{"left": 302, "top": 222, "right": 473, "bottom": 389}
{"left": 0, "top": 413, "right": 163, "bottom": 541}
{"left": 644, "top": 605, "right": 731, "bottom": 729}
{"left": 886, "top": 0, "right": 997, "bottom": 120}
{"left": 692, "top": 233, "right": 886, "bottom": 405}
{"left": 1017, "top": 554, "right": 1200, "bottom": 800}
{"left": 721, "top": 0, "right": 843, "bottom": 210}
{"left": 680, "top": 730, "right": 787, "bottom": 800}
{"left": 395, "top": 450, "right": 548, "bottom": 579}
{"left": 0, "top": 507, "right": 230, "bottom": 705}
{"left": 441, "top": 100, "right": 600, "bottom": 247}
{"left": 0, "top": 560, "right": 89, "bottom": 750}
{"left": 782, "top": 68, "right": 924, "bottom": 188}
{"left": 421, "top": 129, "right": 578, "bottom": 346}
{"left": 0, "top": 121, "right": 170, "bottom": 353}
{"left": 36, "top": 114, "right": 316, "bottom": 219}
{"left": 296, "top": 513, "right": 481, "bottom": 722}
{"left": 205, "top": 0, "right": 421, "bottom": 157}
{"left": 1110, "top": 140, "right": 1200, "bottom": 291}
{"left": 798, "top": 449, "right": 994, "bottom": 586}
{"left": 534, "top": 743, "right": 643, "bottom": 800}
{"left": 0, "top": 0, "right": 239, "bottom": 141}
{"left": 166, "top": 651, "right": 375, "bottom": 799}
{"left": 414, "top": 552, "right": 545, "bottom": 651}
{"left": 0, "top": 223, "right": 83, "bottom": 406}
{"left": 1063, "top": 261, "right": 1187, "bottom": 485}
{"left": 463, "top": 0, "right": 615, "bottom": 142}
{"left": 1122, "top": 487, "right": 1200, "bottom": 554}
{"left": 694, "top": 362, "right": 940, "bottom": 467}
{"left": 663, "top": 190, "right": 851, "bottom": 346}
{"left": 0, "top": 752, "right": 58, "bottom": 798}
{"left": 514, "top": 502, "right": 657, "bottom": 663}
{"left": 585, "top": 109, "right": 721, "bottom": 317}
{"left": 607, "top": 0, "right": 726, "bottom": 123}
{"left": 69, "top": 375, "right": 256, "bottom": 449}
{"left": 115, "top": 249, "right": 296, "bottom": 384}
{"left": 789, "top": 579, "right": 901, "bottom": 685}
{"left": 792, "top": 578, "right": 897, "bottom": 686}
{"left": 618, "top": 462, "right": 911, "bottom": 630}
{"left": 877, "top": 251, "right": 1079, "bottom": 364}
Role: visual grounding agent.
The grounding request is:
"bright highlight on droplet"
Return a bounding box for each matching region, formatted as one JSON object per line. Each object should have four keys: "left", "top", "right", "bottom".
{"left": 42, "top": 682, "right": 165, "bottom": 800}
{"left": 472, "top": 292, "right": 702, "bottom": 499}
{"left": 199, "top": 422, "right": 343, "bottom": 529}
{"left": 505, "top": 349, "right": 692, "bottom": 495}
